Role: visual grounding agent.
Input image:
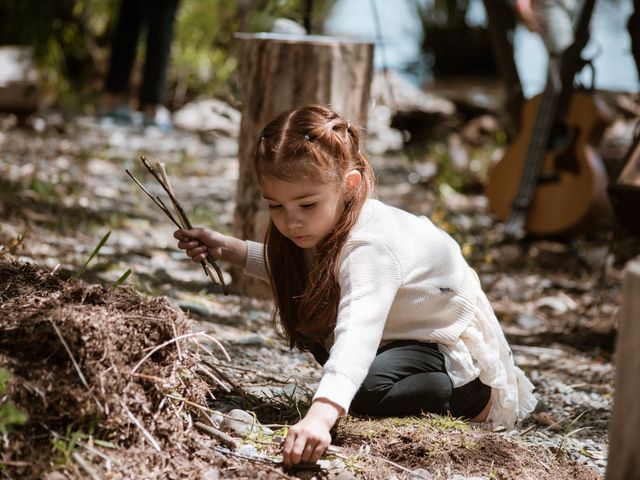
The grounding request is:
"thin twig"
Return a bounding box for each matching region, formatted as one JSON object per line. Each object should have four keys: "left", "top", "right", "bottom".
{"left": 199, "top": 357, "right": 249, "bottom": 397}
{"left": 191, "top": 332, "right": 230, "bottom": 361}
{"left": 206, "top": 360, "right": 291, "bottom": 384}
{"left": 71, "top": 452, "right": 101, "bottom": 480}
{"left": 212, "top": 446, "right": 281, "bottom": 466}
{"left": 121, "top": 402, "right": 162, "bottom": 453}
{"left": 50, "top": 320, "right": 104, "bottom": 413}
{"left": 171, "top": 320, "right": 183, "bottom": 361}
{"left": 130, "top": 331, "right": 228, "bottom": 375}
{"left": 196, "top": 364, "right": 231, "bottom": 392}
{"left": 194, "top": 421, "right": 239, "bottom": 449}
{"left": 125, "top": 169, "right": 181, "bottom": 228}
{"left": 128, "top": 155, "right": 229, "bottom": 294}
{"left": 144, "top": 157, "right": 228, "bottom": 294}
{"left": 0, "top": 460, "right": 31, "bottom": 467}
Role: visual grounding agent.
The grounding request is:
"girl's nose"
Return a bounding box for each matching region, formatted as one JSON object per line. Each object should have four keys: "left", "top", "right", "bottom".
{"left": 284, "top": 210, "right": 302, "bottom": 229}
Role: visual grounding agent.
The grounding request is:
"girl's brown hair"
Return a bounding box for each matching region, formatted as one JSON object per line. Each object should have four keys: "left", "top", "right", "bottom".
{"left": 254, "top": 104, "right": 375, "bottom": 351}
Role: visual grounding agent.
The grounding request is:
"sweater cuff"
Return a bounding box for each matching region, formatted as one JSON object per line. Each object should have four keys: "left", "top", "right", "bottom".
{"left": 313, "top": 370, "right": 360, "bottom": 415}
{"left": 244, "top": 240, "right": 268, "bottom": 281}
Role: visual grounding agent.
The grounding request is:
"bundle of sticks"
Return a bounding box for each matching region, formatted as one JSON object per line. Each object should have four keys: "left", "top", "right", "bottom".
{"left": 126, "top": 156, "right": 228, "bottom": 295}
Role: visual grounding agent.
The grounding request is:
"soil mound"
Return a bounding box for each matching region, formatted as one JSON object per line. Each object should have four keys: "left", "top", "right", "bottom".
{"left": 0, "top": 255, "right": 223, "bottom": 478}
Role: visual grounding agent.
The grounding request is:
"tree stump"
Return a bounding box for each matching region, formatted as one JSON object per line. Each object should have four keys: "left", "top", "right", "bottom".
{"left": 606, "top": 256, "right": 640, "bottom": 480}
{"left": 232, "top": 33, "right": 374, "bottom": 297}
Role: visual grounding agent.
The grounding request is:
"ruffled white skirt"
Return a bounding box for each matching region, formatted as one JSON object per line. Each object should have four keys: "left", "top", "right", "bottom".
{"left": 439, "top": 269, "right": 537, "bottom": 429}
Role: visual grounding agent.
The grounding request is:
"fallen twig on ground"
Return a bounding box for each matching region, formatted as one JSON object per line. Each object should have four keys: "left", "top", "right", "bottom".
{"left": 50, "top": 318, "right": 104, "bottom": 413}
{"left": 195, "top": 421, "right": 239, "bottom": 449}
{"left": 121, "top": 402, "right": 162, "bottom": 453}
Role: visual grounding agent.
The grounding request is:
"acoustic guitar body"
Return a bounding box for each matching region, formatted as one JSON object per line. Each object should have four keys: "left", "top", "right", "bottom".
{"left": 486, "top": 91, "right": 610, "bottom": 236}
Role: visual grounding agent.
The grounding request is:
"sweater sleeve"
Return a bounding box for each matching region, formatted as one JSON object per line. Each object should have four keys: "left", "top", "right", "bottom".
{"left": 313, "top": 240, "right": 402, "bottom": 413}
{"left": 244, "top": 240, "right": 269, "bottom": 282}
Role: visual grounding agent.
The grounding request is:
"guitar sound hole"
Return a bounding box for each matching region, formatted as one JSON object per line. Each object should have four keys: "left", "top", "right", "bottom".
{"left": 537, "top": 171, "right": 561, "bottom": 184}
{"left": 554, "top": 127, "right": 581, "bottom": 174}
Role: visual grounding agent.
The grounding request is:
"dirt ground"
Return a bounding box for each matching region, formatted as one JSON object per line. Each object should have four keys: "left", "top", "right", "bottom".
{"left": 0, "top": 255, "right": 603, "bottom": 480}
{"left": 0, "top": 102, "right": 638, "bottom": 478}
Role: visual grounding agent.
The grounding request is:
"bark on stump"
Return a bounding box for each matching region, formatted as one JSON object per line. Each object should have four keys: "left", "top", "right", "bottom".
{"left": 232, "top": 33, "right": 374, "bottom": 297}
{"left": 606, "top": 256, "right": 640, "bottom": 480}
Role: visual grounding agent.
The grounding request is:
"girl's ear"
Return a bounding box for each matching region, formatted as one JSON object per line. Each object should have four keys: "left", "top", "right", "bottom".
{"left": 344, "top": 169, "right": 362, "bottom": 197}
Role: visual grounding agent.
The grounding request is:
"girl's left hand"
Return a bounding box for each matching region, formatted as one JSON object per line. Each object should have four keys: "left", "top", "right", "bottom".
{"left": 282, "top": 399, "right": 342, "bottom": 467}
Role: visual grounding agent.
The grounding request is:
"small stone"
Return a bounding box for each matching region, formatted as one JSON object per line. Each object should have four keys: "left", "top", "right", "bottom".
{"left": 412, "top": 468, "right": 433, "bottom": 479}
{"left": 448, "top": 476, "right": 489, "bottom": 480}
{"left": 221, "top": 409, "right": 257, "bottom": 438}
{"left": 328, "top": 470, "right": 358, "bottom": 480}
{"left": 516, "top": 313, "right": 542, "bottom": 330}
{"left": 208, "top": 410, "right": 224, "bottom": 428}
{"left": 201, "top": 469, "right": 220, "bottom": 480}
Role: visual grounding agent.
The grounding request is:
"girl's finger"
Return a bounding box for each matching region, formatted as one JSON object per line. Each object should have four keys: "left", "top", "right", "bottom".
{"left": 178, "top": 240, "right": 199, "bottom": 249}
{"left": 301, "top": 441, "right": 318, "bottom": 463}
{"left": 289, "top": 435, "right": 308, "bottom": 465}
{"left": 282, "top": 431, "right": 296, "bottom": 466}
{"left": 310, "top": 443, "right": 326, "bottom": 463}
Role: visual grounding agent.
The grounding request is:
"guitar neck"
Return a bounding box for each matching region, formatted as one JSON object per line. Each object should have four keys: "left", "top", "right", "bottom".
{"left": 510, "top": 0, "right": 597, "bottom": 208}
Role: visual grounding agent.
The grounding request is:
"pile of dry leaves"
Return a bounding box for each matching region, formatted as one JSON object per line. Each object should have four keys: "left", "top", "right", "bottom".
{"left": 0, "top": 254, "right": 233, "bottom": 479}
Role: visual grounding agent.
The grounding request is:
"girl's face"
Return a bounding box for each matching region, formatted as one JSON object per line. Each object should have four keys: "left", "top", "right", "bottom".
{"left": 260, "top": 174, "right": 348, "bottom": 249}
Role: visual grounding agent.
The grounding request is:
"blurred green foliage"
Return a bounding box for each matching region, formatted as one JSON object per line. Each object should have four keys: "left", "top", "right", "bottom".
{"left": 0, "top": 0, "right": 336, "bottom": 106}
{"left": 0, "top": 369, "right": 28, "bottom": 435}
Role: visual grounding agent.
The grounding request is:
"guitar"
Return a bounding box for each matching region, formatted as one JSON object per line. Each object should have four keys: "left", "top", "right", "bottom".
{"left": 486, "top": 0, "right": 611, "bottom": 237}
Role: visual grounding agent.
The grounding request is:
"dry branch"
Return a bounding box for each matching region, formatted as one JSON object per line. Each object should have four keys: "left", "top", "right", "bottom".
{"left": 126, "top": 155, "right": 229, "bottom": 295}
{"left": 194, "top": 421, "right": 239, "bottom": 449}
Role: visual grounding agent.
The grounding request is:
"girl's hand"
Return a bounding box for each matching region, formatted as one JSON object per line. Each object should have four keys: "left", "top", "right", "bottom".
{"left": 282, "top": 399, "right": 342, "bottom": 467}
{"left": 173, "top": 228, "right": 247, "bottom": 267}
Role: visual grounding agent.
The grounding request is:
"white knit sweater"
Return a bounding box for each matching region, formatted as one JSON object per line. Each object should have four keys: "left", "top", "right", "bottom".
{"left": 244, "top": 199, "right": 484, "bottom": 413}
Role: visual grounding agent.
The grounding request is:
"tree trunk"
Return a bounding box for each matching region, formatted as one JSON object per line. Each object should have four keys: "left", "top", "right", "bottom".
{"left": 606, "top": 256, "right": 640, "bottom": 480}
{"left": 232, "top": 33, "right": 374, "bottom": 297}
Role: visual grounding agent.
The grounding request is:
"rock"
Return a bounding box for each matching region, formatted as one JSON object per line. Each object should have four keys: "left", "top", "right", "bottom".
{"left": 201, "top": 469, "right": 220, "bottom": 480}
{"left": 534, "top": 294, "right": 577, "bottom": 314}
{"left": 173, "top": 99, "right": 240, "bottom": 137}
{"left": 234, "top": 334, "right": 267, "bottom": 345}
{"left": 448, "top": 476, "right": 489, "bottom": 480}
{"left": 371, "top": 70, "right": 455, "bottom": 116}
{"left": 0, "top": 46, "right": 40, "bottom": 114}
{"left": 272, "top": 18, "right": 307, "bottom": 35}
{"left": 221, "top": 409, "right": 258, "bottom": 438}
{"left": 516, "top": 313, "right": 543, "bottom": 330}
{"left": 327, "top": 470, "right": 358, "bottom": 480}
{"left": 411, "top": 468, "right": 433, "bottom": 479}
{"left": 207, "top": 410, "right": 224, "bottom": 429}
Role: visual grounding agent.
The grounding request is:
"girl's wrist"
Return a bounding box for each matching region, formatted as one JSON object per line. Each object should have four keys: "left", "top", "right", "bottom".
{"left": 221, "top": 235, "right": 248, "bottom": 267}
{"left": 309, "top": 398, "right": 342, "bottom": 428}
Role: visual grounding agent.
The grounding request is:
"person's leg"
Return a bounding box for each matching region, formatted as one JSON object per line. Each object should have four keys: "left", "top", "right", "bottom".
{"left": 104, "top": 0, "right": 144, "bottom": 96}
{"left": 350, "top": 341, "right": 450, "bottom": 417}
{"left": 628, "top": 0, "right": 640, "bottom": 81}
{"left": 350, "top": 340, "right": 491, "bottom": 419}
{"left": 139, "top": 0, "right": 180, "bottom": 110}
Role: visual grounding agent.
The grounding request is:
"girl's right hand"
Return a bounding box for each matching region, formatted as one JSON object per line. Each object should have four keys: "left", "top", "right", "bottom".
{"left": 174, "top": 228, "right": 248, "bottom": 267}
{"left": 174, "top": 228, "right": 226, "bottom": 263}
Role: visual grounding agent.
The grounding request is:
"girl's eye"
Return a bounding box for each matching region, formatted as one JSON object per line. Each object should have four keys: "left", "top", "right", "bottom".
{"left": 267, "top": 204, "right": 282, "bottom": 210}
{"left": 301, "top": 203, "right": 316, "bottom": 210}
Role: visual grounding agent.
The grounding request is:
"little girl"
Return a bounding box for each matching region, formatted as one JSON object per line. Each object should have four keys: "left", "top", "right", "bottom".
{"left": 175, "top": 104, "right": 536, "bottom": 467}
